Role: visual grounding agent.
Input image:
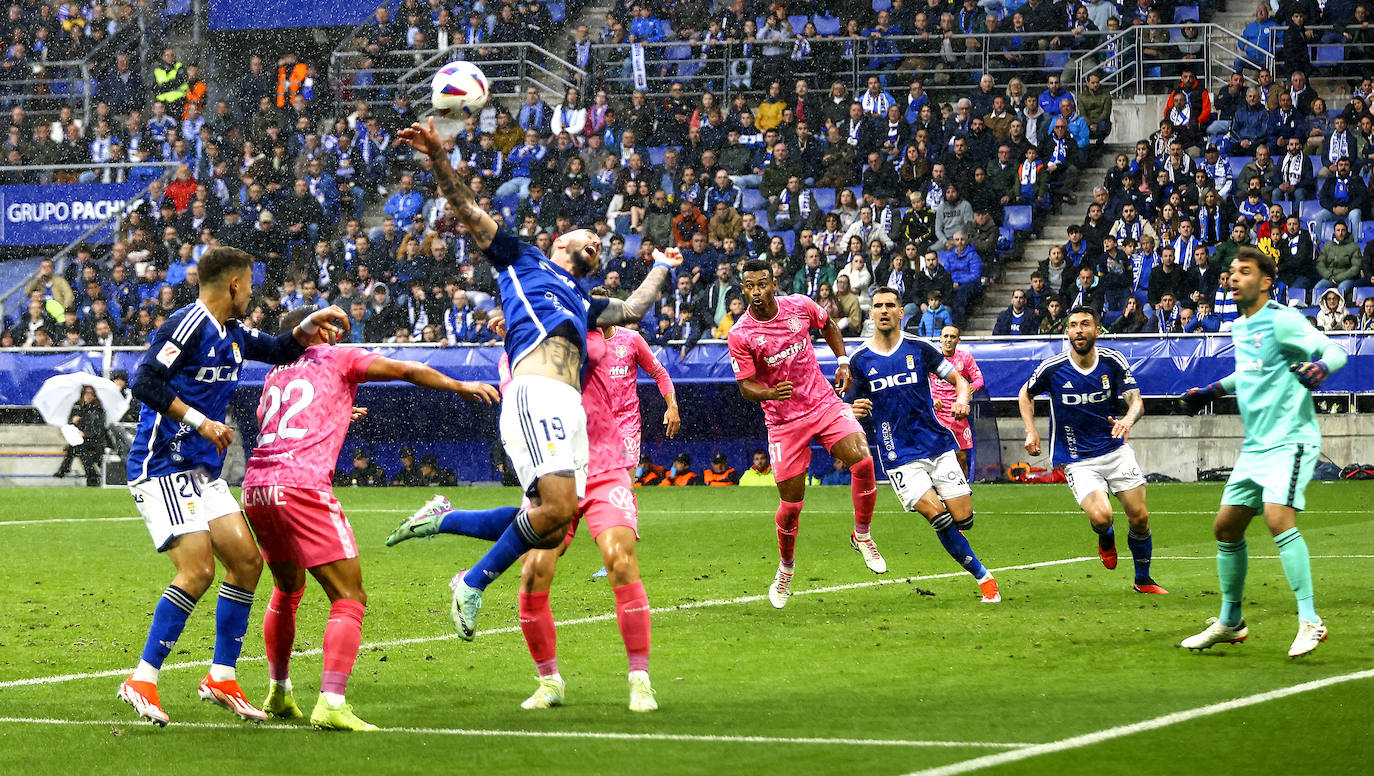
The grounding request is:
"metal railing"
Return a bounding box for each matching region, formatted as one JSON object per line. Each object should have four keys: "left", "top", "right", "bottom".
{"left": 330, "top": 42, "right": 586, "bottom": 113}
{"left": 1071, "top": 24, "right": 1272, "bottom": 98}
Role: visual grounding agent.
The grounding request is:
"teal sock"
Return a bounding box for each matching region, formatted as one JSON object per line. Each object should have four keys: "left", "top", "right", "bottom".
{"left": 1274, "top": 527, "right": 1318, "bottom": 623}
{"left": 1216, "top": 539, "right": 1247, "bottom": 627}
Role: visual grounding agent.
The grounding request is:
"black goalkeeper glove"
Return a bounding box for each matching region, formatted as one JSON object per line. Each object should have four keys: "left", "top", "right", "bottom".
{"left": 1178, "top": 382, "right": 1225, "bottom": 412}
{"left": 1290, "top": 360, "right": 1330, "bottom": 390}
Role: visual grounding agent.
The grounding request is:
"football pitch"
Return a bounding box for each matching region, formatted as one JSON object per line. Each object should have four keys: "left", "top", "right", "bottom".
{"left": 0, "top": 482, "right": 1370, "bottom": 775}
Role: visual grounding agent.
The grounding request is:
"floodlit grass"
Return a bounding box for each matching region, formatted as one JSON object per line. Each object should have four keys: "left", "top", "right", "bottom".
{"left": 0, "top": 483, "right": 1370, "bottom": 775}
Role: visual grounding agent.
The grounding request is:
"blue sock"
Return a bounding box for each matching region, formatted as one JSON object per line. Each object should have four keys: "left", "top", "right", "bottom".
{"left": 1127, "top": 529, "right": 1153, "bottom": 583}
{"left": 1093, "top": 522, "right": 1115, "bottom": 550}
{"left": 462, "top": 510, "right": 542, "bottom": 591}
{"left": 140, "top": 585, "right": 197, "bottom": 669}
{"left": 213, "top": 583, "right": 254, "bottom": 668}
{"left": 931, "top": 512, "right": 988, "bottom": 578}
{"left": 439, "top": 506, "right": 520, "bottom": 541}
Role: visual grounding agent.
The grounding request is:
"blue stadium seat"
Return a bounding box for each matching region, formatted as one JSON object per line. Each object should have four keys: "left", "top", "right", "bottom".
{"left": 1276, "top": 199, "right": 1294, "bottom": 216}
{"left": 847, "top": 185, "right": 862, "bottom": 202}
{"left": 494, "top": 195, "right": 519, "bottom": 227}
{"left": 812, "top": 14, "right": 841, "bottom": 35}
{"left": 781, "top": 231, "right": 796, "bottom": 251}
{"left": 252, "top": 262, "right": 265, "bottom": 286}
{"left": 741, "top": 188, "right": 766, "bottom": 212}
{"left": 1042, "top": 51, "right": 1069, "bottom": 74}
{"left": 648, "top": 146, "right": 667, "bottom": 166}
{"left": 1308, "top": 155, "right": 1324, "bottom": 172}
{"left": 1300, "top": 306, "right": 1319, "bottom": 318}
{"left": 664, "top": 43, "right": 692, "bottom": 63}
{"left": 1298, "top": 199, "right": 1322, "bottom": 222}
{"left": 1003, "top": 205, "right": 1033, "bottom": 233}
{"left": 1173, "top": 5, "right": 1200, "bottom": 22}
{"left": 1352, "top": 286, "right": 1374, "bottom": 303}
{"left": 548, "top": 1, "right": 565, "bottom": 23}
{"left": 1313, "top": 44, "right": 1344, "bottom": 65}
{"left": 476, "top": 297, "right": 496, "bottom": 312}
{"left": 813, "top": 188, "right": 836, "bottom": 212}
{"left": 1286, "top": 288, "right": 1309, "bottom": 307}
{"left": 1315, "top": 221, "right": 1335, "bottom": 244}
{"left": 1361, "top": 221, "right": 1374, "bottom": 245}
{"left": 1228, "top": 156, "right": 1250, "bottom": 179}
{"left": 1102, "top": 309, "right": 1124, "bottom": 327}
{"left": 789, "top": 15, "right": 808, "bottom": 32}
{"left": 873, "top": 0, "right": 891, "bottom": 11}
{"left": 623, "top": 233, "right": 642, "bottom": 256}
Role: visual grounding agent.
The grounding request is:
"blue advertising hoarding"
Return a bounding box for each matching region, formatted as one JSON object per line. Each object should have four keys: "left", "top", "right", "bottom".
{"left": 208, "top": 0, "right": 379, "bottom": 30}
{"left": 0, "top": 183, "right": 145, "bottom": 246}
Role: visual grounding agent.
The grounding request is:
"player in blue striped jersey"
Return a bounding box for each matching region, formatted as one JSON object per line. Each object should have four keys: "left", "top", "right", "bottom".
{"left": 391, "top": 119, "right": 679, "bottom": 641}
{"left": 1018, "top": 306, "right": 1166, "bottom": 595}
{"left": 846, "top": 287, "right": 1001, "bottom": 603}
{"left": 118, "top": 247, "right": 349, "bottom": 727}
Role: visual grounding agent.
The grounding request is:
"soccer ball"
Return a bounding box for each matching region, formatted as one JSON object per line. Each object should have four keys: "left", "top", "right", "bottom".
{"left": 431, "top": 61, "right": 489, "bottom": 118}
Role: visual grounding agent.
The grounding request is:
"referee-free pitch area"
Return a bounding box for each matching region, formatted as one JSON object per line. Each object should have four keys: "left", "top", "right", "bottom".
{"left": 0, "top": 483, "right": 1370, "bottom": 775}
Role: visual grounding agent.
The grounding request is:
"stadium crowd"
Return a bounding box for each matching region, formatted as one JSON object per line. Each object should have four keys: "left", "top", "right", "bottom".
{"left": 6, "top": 0, "right": 1374, "bottom": 353}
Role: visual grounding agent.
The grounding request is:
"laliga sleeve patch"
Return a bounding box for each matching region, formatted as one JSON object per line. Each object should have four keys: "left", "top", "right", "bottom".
{"left": 156, "top": 342, "right": 181, "bottom": 368}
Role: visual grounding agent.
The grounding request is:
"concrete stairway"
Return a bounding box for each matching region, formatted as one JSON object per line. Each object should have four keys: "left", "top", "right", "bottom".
{"left": 965, "top": 145, "right": 1134, "bottom": 333}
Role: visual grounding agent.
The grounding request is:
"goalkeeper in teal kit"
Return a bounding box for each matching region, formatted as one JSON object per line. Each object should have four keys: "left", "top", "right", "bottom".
{"left": 1178, "top": 246, "right": 1348, "bottom": 658}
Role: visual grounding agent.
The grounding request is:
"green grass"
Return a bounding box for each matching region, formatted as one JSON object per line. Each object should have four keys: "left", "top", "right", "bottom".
{"left": 0, "top": 482, "right": 1371, "bottom": 775}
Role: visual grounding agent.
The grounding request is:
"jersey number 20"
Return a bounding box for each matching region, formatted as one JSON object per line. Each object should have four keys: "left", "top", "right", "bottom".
{"left": 260, "top": 378, "right": 315, "bottom": 444}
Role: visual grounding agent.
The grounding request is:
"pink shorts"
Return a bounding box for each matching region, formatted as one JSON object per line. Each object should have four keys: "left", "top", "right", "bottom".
{"left": 766, "top": 400, "right": 865, "bottom": 482}
{"left": 565, "top": 468, "right": 641, "bottom": 545}
{"left": 243, "top": 486, "right": 358, "bottom": 568}
{"left": 941, "top": 416, "right": 973, "bottom": 451}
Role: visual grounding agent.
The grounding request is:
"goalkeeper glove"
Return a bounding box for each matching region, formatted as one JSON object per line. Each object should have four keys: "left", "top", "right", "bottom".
{"left": 1178, "top": 382, "right": 1225, "bottom": 412}
{"left": 1290, "top": 360, "right": 1330, "bottom": 390}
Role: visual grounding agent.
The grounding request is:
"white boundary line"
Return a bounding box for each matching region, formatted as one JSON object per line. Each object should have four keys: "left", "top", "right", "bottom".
{"left": 0, "top": 717, "right": 1033, "bottom": 748}
{"left": 0, "top": 556, "right": 1094, "bottom": 690}
{"left": 900, "top": 668, "right": 1374, "bottom": 776}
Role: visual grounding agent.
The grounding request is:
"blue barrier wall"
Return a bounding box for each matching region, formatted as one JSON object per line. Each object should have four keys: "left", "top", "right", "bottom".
{"left": 0, "top": 183, "right": 145, "bottom": 245}
{"left": 4, "top": 335, "right": 1368, "bottom": 481}
{"left": 208, "top": 0, "right": 379, "bottom": 30}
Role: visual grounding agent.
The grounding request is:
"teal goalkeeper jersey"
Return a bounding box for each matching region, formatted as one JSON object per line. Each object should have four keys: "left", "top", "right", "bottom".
{"left": 1223, "top": 301, "right": 1348, "bottom": 452}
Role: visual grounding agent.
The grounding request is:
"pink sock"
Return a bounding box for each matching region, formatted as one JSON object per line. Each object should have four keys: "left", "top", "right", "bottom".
{"left": 850, "top": 457, "right": 876, "bottom": 535}
{"left": 263, "top": 586, "right": 304, "bottom": 682}
{"left": 320, "top": 599, "right": 364, "bottom": 696}
{"left": 518, "top": 590, "right": 559, "bottom": 678}
{"left": 775, "top": 500, "right": 803, "bottom": 568}
{"left": 613, "top": 581, "right": 651, "bottom": 673}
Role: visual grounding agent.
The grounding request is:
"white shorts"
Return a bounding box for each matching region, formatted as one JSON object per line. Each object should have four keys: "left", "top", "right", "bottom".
{"left": 1063, "top": 444, "right": 1146, "bottom": 505}
{"left": 129, "top": 469, "right": 241, "bottom": 551}
{"left": 500, "top": 374, "right": 589, "bottom": 498}
{"left": 886, "top": 451, "right": 971, "bottom": 511}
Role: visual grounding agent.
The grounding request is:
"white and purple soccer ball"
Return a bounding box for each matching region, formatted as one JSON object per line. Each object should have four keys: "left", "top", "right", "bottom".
{"left": 431, "top": 61, "right": 490, "bottom": 118}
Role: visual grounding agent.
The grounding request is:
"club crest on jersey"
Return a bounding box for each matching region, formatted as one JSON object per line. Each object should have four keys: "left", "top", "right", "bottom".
{"left": 615, "top": 344, "right": 628, "bottom": 358}
{"left": 787, "top": 317, "right": 801, "bottom": 333}
{"left": 906, "top": 355, "right": 915, "bottom": 369}
{"left": 1101, "top": 375, "right": 1110, "bottom": 390}
{"left": 232, "top": 343, "right": 242, "bottom": 363}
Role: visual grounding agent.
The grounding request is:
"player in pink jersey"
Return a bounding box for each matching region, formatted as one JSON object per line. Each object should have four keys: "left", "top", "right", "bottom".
{"left": 929, "top": 326, "right": 985, "bottom": 476}
{"left": 241, "top": 307, "right": 497, "bottom": 730}
{"left": 515, "top": 288, "right": 678, "bottom": 711}
{"left": 727, "top": 259, "right": 878, "bottom": 609}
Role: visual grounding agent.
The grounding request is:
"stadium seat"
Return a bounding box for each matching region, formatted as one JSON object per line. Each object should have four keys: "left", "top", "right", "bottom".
{"left": 874, "top": 0, "right": 891, "bottom": 11}
{"left": 548, "top": 1, "right": 564, "bottom": 23}
{"left": 1313, "top": 44, "right": 1344, "bottom": 65}
{"left": 1298, "top": 199, "right": 1322, "bottom": 222}
{"left": 780, "top": 231, "right": 796, "bottom": 251}
{"left": 252, "top": 262, "right": 265, "bottom": 286}
{"left": 1300, "top": 306, "right": 1319, "bottom": 318}
{"left": 846, "top": 185, "right": 862, "bottom": 202}
{"left": 1352, "top": 285, "right": 1374, "bottom": 304}
{"left": 1102, "top": 309, "right": 1123, "bottom": 327}
{"left": 1309, "top": 155, "right": 1324, "bottom": 173}
{"left": 1228, "top": 157, "right": 1250, "bottom": 179}
{"left": 1315, "top": 221, "right": 1335, "bottom": 244}
{"left": 741, "top": 188, "right": 766, "bottom": 212}
{"left": 789, "top": 15, "right": 808, "bottom": 32}
{"left": 475, "top": 297, "right": 496, "bottom": 312}
{"left": 647, "top": 146, "right": 667, "bottom": 166}
{"left": 1042, "top": 51, "right": 1069, "bottom": 74}
{"left": 1173, "top": 5, "right": 1200, "bottom": 22}
{"left": 1003, "top": 205, "right": 1033, "bottom": 233}
{"left": 813, "top": 188, "right": 836, "bottom": 212}
{"left": 623, "top": 233, "right": 642, "bottom": 256}
{"left": 1361, "top": 222, "right": 1374, "bottom": 245}
{"left": 812, "top": 14, "right": 841, "bottom": 35}
{"left": 1286, "top": 288, "right": 1309, "bottom": 307}
{"left": 1276, "top": 199, "right": 1294, "bottom": 216}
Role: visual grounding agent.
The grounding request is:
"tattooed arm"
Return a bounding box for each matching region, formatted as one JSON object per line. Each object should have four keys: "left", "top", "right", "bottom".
{"left": 398, "top": 118, "right": 498, "bottom": 250}
{"left": 594, "top": 247, "right": 684, "bottom": 327}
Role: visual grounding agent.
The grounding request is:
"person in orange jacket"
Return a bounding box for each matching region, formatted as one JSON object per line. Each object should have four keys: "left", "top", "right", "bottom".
{"left": 633, "top": 453, "right": 666, "bottom": 487}
{"left": 702, "top": 453, "right": 739, "bottom": 486}
{"left": 658, "top": 453, "right": 701, "bottom": 486}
